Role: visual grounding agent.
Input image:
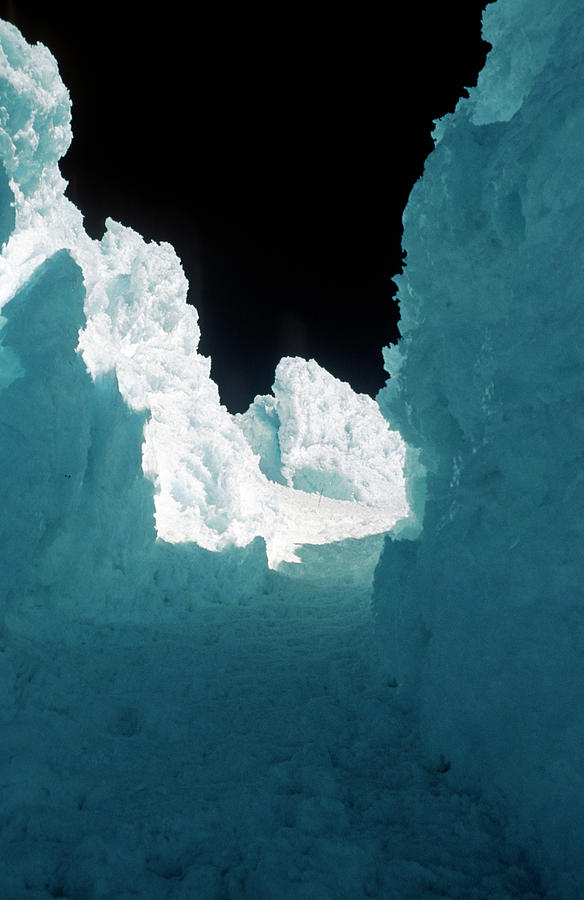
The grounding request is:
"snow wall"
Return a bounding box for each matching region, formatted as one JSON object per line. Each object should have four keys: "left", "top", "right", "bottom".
{"left": 0, "top": 13, "right": 408, "bottom": 622}
{"left": 374, "top": 0, "right": 584, "bottom": 895}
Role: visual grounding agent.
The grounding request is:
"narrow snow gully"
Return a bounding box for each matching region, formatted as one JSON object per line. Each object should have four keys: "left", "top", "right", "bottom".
{"left": 2, "top": 539, "right": 543, "bottom": 899}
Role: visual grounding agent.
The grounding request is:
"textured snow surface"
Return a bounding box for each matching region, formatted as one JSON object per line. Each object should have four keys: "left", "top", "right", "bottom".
{"left": 375, "top": 0, "right": 584, "bottom": 895}
{"left": 237, "top": 356, "right": 405, "bottom": 506}
{"left": 1, "top": 551, "right": 543, "bottom": 900}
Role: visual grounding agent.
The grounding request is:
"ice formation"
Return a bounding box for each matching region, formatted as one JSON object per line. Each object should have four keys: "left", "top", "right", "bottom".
{"left": 374, "top": 0, "right": 584, "bottom": 895}
{"left": 0, "top": 19, "right": 407, "bottom": 571}
{"left": 237, "top": 356, "right": 405, "bottom": 505}
{"left": 1, "top": 1, "right": 583, "bottom": 897}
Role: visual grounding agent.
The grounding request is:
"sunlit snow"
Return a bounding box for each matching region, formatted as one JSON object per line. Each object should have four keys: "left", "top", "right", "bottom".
{"left": 0, "top": 26, "right": 408, "bottom": 567}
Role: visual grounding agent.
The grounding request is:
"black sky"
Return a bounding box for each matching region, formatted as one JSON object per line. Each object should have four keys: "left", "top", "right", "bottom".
{"left": 1, "top": 1, "right": 491, "bottom": 412}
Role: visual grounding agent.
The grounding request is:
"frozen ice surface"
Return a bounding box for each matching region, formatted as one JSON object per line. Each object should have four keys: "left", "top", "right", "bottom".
{"left": 0, "top": 2, "right": 578, "bottom": 896}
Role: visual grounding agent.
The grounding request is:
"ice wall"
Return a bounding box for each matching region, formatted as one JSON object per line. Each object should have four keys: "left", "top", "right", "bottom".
{"left": 0, "top": 18, "right": 408, "bottom": 586}
{"left": 374, "top": 0, "right": 584, "bottom": 895}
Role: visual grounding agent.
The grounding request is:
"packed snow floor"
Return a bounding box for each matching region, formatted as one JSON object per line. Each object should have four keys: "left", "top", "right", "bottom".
{"left": 1, "top": 540, "right": 543, "bottom": 899}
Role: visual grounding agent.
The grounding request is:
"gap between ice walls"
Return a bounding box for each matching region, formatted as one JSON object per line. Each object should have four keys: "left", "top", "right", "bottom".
{"left": 2, "top": 3, "right": 584, "bottom": 896}
{"left": 374, "top": 0, "right": 584, "bottom": 896}
{"left": 0, "top": 17, "right": 409, "bottom": 583}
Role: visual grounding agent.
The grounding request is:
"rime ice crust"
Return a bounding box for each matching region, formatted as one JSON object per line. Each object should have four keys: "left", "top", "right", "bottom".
{"left": 0, "top": 21, "right": 71, "bottom": 194}
{"left": 375, "top": 0, "right": 584, "bottom": 894}
{"left": 0, "top": 18, "right": 408, "bottom": 571}
{"left": 237, "top": 356, "right": 406, "bottom": 505}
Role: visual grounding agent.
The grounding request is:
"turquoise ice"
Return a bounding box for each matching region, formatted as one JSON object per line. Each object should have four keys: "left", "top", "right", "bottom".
{"left": 1, "top": 2, "right": 582, "bottom": 896}
{"left": 375, "top": 0, "right": 584, "bottom": 894}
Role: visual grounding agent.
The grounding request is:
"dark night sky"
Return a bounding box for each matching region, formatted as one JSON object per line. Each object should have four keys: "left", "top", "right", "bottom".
{"left": 1, "top": 1, "right": 491, "bottom": 412}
